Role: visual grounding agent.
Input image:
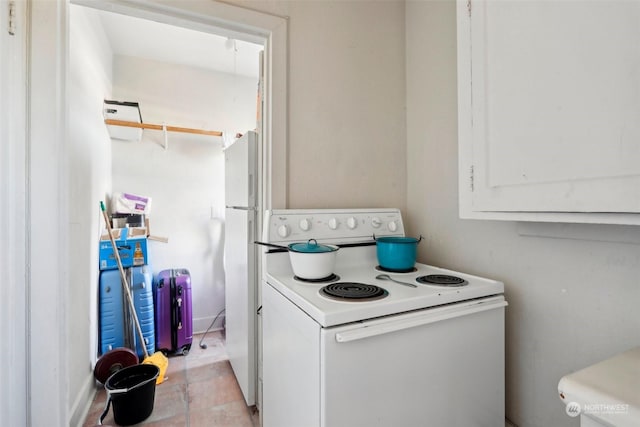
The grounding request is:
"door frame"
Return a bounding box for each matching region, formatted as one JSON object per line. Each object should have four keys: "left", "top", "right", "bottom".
{"left": 1, "top": 0, "right": 28, "bottom": 425}
{"left": 25, "top": 1, "right": 287, "bottom": 424}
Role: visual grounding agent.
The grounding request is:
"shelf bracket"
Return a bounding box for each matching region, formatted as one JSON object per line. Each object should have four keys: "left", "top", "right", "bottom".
{"left": 162, "top": 123, "right": 168, "bottom": 150}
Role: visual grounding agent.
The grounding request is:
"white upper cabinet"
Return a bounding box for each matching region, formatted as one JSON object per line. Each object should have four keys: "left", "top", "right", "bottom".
{"left": 457, "top": 0, "right": 640, "bottom": 225}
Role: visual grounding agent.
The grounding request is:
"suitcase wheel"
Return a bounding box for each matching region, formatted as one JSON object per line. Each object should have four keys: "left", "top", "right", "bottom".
{"left": 180, "top": 344, "right": 192, "bottom": 356}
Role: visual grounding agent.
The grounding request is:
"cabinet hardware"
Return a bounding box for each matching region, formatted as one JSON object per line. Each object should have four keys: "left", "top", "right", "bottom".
{"left": 8, "top": 1, "right": 16, "bottom": 35}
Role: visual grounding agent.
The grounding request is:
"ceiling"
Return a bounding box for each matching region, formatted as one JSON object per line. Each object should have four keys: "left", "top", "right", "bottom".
{"left": 97, "top": 10, "right": 263, "bottom": 79}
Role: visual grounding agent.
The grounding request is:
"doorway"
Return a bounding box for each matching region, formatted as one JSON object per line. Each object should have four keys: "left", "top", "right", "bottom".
{"left": 22, "top": 1, "right": 287, "bottom": 425}
{"left": 71, "top": 2, "right": 263, "bottom": 355}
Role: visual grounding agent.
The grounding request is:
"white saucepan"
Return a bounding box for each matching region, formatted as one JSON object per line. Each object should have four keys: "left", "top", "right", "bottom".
{"left": 255, "top": 239, "right": 339, "bottom": 280}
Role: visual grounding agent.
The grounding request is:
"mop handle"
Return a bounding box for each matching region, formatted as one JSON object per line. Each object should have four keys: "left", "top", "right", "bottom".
{"left": 100, "top": 202, "right": 150, "bottom": 359}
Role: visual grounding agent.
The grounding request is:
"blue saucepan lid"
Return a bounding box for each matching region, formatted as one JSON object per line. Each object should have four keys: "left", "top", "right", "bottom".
{"left": 288, "top": 239, "right": 338, "bottom": 253}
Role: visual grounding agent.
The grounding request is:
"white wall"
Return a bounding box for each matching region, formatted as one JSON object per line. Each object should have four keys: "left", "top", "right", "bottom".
{"left": 232, "top": 0, "right": 407, "bottom": 209}
{"left": 111, "top": 55, "right": 258, "bottom": 331}
{"left": 406, "top": 1, "right": 640, "bottom": 427}
{"left": 68, "top": 5, "right": 113, "bottom": 425}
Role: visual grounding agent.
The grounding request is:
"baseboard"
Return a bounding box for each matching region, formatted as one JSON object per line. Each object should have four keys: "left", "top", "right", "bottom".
{"left": 193, "top": 313, "right": 226, "bottom": 334}
{"left": 69, "top": 373, "right": 98, "bottom": 427}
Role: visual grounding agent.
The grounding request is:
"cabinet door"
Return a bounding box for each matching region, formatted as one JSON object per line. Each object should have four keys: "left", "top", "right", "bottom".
{"left": 457, "top": 0, "right": 640, "bottom": 220}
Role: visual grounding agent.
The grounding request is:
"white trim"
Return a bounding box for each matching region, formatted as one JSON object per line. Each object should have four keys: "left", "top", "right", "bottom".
{"left": 460, "top": 210, "right": 640, "bottom": 226}
{"left": 69, "top": 375, "right": 97, "bottom": 427}
{"left": 193, "top": 314, "right": 226, "bottom": 334}
{"left": 1, "top": 0, "right": 28, "bottom": 425}
{"left": 73, "top": 0, "right": 280, "bottom": 43}
{"left": 262, "top": 14, "right": 288, "bottom": 209}
{"left": 28, "top": 0, "right": 70, "bottom": 425}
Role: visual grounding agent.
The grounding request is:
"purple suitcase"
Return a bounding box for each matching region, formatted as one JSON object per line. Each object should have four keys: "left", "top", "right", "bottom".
{"left": 154, "top": 268, "right": 193, "bottom": 355}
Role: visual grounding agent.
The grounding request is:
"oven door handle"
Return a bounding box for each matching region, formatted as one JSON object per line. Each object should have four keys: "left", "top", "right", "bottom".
{"left": 334, "top": 299, "right": 507, "bottom": 343}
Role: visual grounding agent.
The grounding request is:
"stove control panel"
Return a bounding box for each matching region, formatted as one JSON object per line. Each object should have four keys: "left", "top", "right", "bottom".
{"left": 264, "top": 208, "right": 405, "bottom": 243}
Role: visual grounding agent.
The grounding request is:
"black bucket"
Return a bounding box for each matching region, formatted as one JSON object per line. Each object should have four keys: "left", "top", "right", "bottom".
{"left": 101, "top": 364, "right": 159, "bottom": 426}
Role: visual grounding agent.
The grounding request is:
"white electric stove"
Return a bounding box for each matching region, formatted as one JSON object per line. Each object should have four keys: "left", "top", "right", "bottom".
{"left": 260, "top": 209, "right": 507, "bottom": 427}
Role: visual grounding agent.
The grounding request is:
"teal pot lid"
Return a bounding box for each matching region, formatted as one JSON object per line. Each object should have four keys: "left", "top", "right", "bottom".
{"left": 288, "top": 239, "right": 337, "bottom": 253}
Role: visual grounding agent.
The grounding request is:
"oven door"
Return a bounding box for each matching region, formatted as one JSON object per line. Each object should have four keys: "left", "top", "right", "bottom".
{"left": 320, "top": 296, "right": 507, "bottom": 427}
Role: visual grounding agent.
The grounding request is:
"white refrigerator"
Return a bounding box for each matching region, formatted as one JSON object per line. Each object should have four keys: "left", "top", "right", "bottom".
{"left": 224, "top": 131, "right": 258, "bottom": 406}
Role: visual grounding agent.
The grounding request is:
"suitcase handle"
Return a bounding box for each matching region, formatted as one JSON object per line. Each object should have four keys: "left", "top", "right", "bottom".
{"left": 176, "top": 297, "right": 183, "bottom": 330}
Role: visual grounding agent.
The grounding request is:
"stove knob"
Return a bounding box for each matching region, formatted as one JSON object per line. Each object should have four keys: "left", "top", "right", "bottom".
{"left": 277, "top": 224, "right": 290, "bottom": 238}
{"left": 371, "top": 217, "right": 382, "bottom": 228}
{"left": 299, "top": 219, "right": 311, "bottom": 231}
{"left": 328, "top": 218, "right": 339, "bottom": 230}
{"left": 388, "top": 220, "right": 398, "bottom": 232}
{"left": 346, "top": 217, "right": 358, "bottom": 230}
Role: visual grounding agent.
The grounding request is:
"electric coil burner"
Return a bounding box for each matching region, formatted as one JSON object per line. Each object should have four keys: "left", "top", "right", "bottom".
{"left": 295, "top": 274, "right": 340, "bottom": 283}
{"left": 320, "top": 282, "right": 388, "bottom": 301}
{"left": 416, "top": 274, "right": 468, "bottom": 287}
{"left": 375, "top": 265, "right": 418, "bottom": 274}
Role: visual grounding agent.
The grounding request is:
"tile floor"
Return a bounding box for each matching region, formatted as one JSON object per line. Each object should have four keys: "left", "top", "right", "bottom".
{"left": 83, "top": 331, "right": 259, "bottom": 427}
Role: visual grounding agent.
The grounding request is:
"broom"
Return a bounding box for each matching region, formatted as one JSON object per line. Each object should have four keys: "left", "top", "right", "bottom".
{"left": 100, "top": 201, "right": 168, "bottom": 384}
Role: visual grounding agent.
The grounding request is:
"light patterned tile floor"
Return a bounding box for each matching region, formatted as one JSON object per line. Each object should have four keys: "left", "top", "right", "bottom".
{"left": 83, "top": 331, "right": 259, "bottom": 427}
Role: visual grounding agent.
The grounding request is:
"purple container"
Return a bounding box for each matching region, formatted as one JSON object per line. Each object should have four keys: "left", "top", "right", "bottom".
{"left": 154, "top": 269, "right": 193, "bottom": 355}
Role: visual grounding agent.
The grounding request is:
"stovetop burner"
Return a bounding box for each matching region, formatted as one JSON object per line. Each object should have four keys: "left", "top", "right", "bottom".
{"left": 320, "top": 282, "right": 388, "bottom": 301}
{"left": 295, "top": 274, "right": 340, "bottom": 283}
{"left": 375, "top": 265, "right": 418, "bottom": 274}
{"left": 416, "top": 274, "right": 468, "bottom": 287}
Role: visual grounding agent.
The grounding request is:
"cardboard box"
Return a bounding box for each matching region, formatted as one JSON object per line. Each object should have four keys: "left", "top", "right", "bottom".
{"left": 127, "top": 234, "right": 149, "bottom": 267}
{"left": 145, "top": 218, "right": 169, "bottom": 243}
{"left": 127, "top": 226, "right": 148, "bottom": 238}
{"left": 104, "top": 100, "right": 143, "bottom": 141}
{"left": 112, "top": 213, "right": 145, "bottom": 228}
{"left": 112, "top": 192, "right": 152, "bottom": 215}
{"left": 99, "top": 228, "right": 149, "bottom": 270}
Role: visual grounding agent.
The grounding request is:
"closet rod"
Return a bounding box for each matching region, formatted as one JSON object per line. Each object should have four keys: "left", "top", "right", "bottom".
{"left": 105, "top": 119, "right": 223, "bottom": 137}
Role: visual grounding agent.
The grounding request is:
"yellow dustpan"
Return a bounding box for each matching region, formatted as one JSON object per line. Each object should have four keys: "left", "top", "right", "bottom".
{"left": 142, "top": 351, "right": 169, "bottom": 384}
{"left": 100, "top": 201, "right": 168, "bottom": 384}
